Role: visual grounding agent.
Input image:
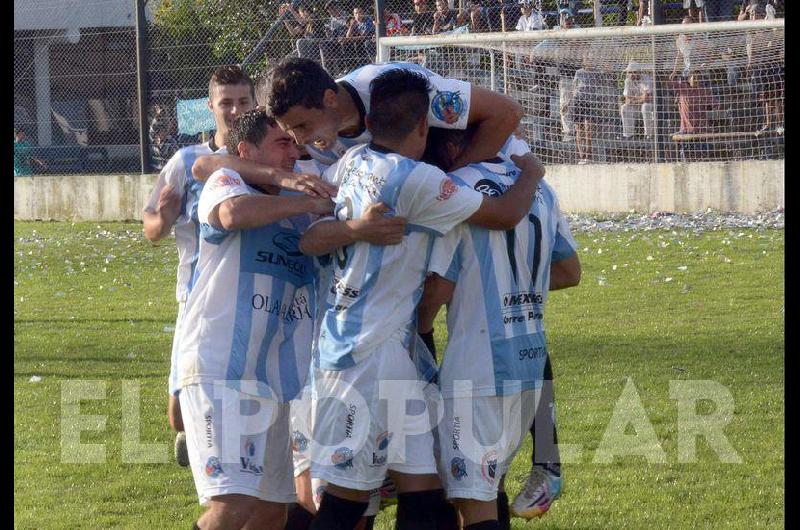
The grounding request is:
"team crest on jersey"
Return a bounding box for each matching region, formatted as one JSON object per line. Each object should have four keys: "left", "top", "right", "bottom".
{"left": 292, "top": 430, "right": 309, "bottom": 453}
{"left": 436, "top": 177, "right": 458, "bottom": 201}
{"left": 431, "top": 90, "right": 465, "bottom": 124}
{"left": 481, "top": 451, "right": 499, "bottom": 485}
{"left": 376, "top": 431, "right": 393, "bottom": 451}
{"left": 451, "top": 457, "right": 467, "bottom": 480}
{"left": 314, "top": 484, "right": 326, "bottom": 505}
{"left": 332, "top": 447, "right": 354, "bottom": 469}
{"left": 205, "top": 456, "right": 224, "bottom": 478}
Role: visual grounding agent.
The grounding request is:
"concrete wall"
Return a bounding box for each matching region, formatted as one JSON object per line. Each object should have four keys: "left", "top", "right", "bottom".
{"left": 14, "top": 159, "right": 784, "bottom": 221}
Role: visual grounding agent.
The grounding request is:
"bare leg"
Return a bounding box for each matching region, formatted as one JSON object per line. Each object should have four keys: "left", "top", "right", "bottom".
{"left": 168, "top": 393, "right": 183, "bottom": 432}
{"left": 294, "top": 469, "right": 317, "bottom": 515}
{"left": 455, "top": 499, "right": 497, "bottom": 527}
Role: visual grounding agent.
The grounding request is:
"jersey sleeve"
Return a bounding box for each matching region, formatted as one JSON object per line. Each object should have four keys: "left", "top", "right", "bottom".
{"left": 197, "top": 168, "right": 252, "bottom": 226}
{"left": 396, "top": 164, "right": 483, "bottom": 236}
{"left": 427, "top": 75, "right": 472, "bottom": 130}
{"left": 499, "top": 135, "right": 531, "bottom": 159}
{"left": 622, "top": 77, "right": 632, "bottom": 98}
{"left": 144, "top": 151, "right": 186, "bottom": 213}
{"left": 549, "top": 189, "right": 578, "bottom": 262}
{"left": 428, "top": 224, "right": 465, "bottom": 282}
{"left": 321, "top": 159, "right": 342, "bottom": 186}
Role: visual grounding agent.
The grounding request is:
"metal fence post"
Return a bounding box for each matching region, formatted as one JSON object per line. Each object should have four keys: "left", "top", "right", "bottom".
{"left": 652, "top": 0, "right": 663, "bottom": 25}
{"left": 375, "top": 0, "right": 387, "bottom": 62}
{"left": 134, "top": 0, "right": 150, "bottom": 174}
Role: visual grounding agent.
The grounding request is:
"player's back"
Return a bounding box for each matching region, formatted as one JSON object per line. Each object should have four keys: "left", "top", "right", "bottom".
{"left": 430, "top": 158, "right": 576, "bottom": 397}
{"left": 317, "top": 143, "right": 482, "bottom": 370}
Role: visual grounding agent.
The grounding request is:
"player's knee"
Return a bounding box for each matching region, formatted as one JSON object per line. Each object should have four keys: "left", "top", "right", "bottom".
{"left": 206, "top": 494, "right": 261, "bottom": 517}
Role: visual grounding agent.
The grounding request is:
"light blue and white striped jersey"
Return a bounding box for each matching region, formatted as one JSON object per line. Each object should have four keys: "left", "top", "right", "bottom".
{"left": 145, "top": 141, "right": 227, "bottom": 302}
{"left": 429, "top": 156, "right": 577, "bottom": 398}
{"left": 305, "top": 62, "right": 472, "bottom": 165}
{"left": 317, "top": 143, "right": 484, "bottom": 370}
{"left": 176, "top": 168, "right": 316, "bottom": 402}
{"left": 291, "top": 158, "right": 332, "bottom": 389}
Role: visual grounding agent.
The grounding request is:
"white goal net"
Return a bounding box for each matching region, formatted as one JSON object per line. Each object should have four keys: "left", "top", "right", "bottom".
{"left": 379, "top": 19, "right": 784, "bottom": 165}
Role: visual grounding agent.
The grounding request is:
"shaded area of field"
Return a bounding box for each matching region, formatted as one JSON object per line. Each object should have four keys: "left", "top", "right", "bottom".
{"left": 14, "top": 222, "right": 783, "bottom": 529}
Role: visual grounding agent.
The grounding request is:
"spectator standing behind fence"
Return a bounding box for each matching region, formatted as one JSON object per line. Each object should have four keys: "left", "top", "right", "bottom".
{"left": 384, "top": 7, "right": 409, "bottom": 35}
{"left": 516, "top": 0, "right": 547, "bottom": 31}
{"left": 684, "top": 0, "right": 705, "bottom": 23}
{"left": 764, "top": 0, "right": 776, "bottom": 19}
{"left": 620, "top": 62, "right": 654, "bottom": 140}
{"left": 637, "top": 0, "right": 653, "bottom": 25}
{"left": 555, "top": 12, "right": 578, "bottom": 143}
{"left": 14, "top": 128, "right": 46, "bottom": 176}
{"left": 553, "top": 7, "right": 580, "bottom": 29}
{"left": 669, "top": 69, "right": 720, "bottom": 134}
{"left": 671, "top": 17, "right": 706, "bottom": 79}
{"left": 411, "top": 0, "right": 436, "bottom": 34}
{"left": 572, "top": 58, "right": 604, "bottom": 164}
{"left": 282, "top": 3, "right": 325, "bottom": 64}
{"left": 740, "top": 3, "right": 784, "bottom": 136}
{"left": 149, "top": 104, "right": 179, "bottom": 171}
{"left": 485, "top": 0, "right": 521, "bottom": 32}
{"left": 340, "top": 6, "right": 376, "bottom": 69}
{"left": 432, "top": 0, "right": 459, "bottom": 33}
{"left": 320, "top": 1, "right": 349, "bottom": 75}
{"left": 461, "top": 0, "right": 487, "bottom": 33}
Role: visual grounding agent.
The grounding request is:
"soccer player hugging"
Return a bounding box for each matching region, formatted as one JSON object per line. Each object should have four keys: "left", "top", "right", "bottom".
{"left": 417, "top": 124, "right": 580, "bottom": 527}
{"left": 174, "top": 109, "right": 333, "bottom": 530}
{"left": 297, "top": 69, "right": 544, "bottom": 530}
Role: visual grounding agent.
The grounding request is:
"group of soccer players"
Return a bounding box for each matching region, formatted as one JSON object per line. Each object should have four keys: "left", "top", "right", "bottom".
{"left": 144, "top": 56, "right": 581, "bottom": 530}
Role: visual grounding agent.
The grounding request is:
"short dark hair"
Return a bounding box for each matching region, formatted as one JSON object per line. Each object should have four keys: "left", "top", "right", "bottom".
{"left": 266, "top": 58, "right": 338, "bottom": 118}
{"left": 208, "top": 65, "right": 256, "bottom": 101}
{"left": 226, "top": 108, "right": 278, "bottom": 156}
{"left": 367, "top": 69, "right": 431, "bottom": 141}
{"left": 422, "top": 126, "right": 476, "bottom": 171}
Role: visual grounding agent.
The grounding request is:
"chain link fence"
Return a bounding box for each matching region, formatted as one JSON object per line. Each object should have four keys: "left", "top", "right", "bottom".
{"left": 13, "top": 0, "right": 783, "bottom": 175}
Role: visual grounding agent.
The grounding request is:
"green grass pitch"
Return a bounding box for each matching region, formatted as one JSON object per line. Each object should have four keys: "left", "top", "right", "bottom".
{"left": 14, "top": 221, "right": 783, "bottom": 529}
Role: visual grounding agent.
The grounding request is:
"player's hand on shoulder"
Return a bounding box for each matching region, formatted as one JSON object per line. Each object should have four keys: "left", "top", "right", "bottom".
{"left": 511, "top": 152, "right": 546, "bottom": 179}
{"left": 357, "top": 202, "right": 407, "bottom": 246}
{"left": 283, "top": 171, "right": 338, "bottom": 198}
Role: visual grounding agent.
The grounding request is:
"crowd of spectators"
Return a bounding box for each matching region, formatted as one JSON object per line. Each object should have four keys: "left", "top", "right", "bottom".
{"left": 280, "top": 0, "right": 783, "bottom": 55}
{"left": 273, "top": 0, "right": 781, "bottom": 163}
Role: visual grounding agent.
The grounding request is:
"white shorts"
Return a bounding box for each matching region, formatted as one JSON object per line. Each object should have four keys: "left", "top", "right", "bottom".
{"left": 311, "top": 335, "right": 440, "bottom": 491}
{"left": 180, "top": 382, "right": 296, "bottom": 505}
{"left": 291, "top": 385, "right": 314, "bottom": 478}
{"left": 293, "top": 385, "right": 381, "bottom": 516}
{"left": 437, "top": 390, "right": 539, "bottom": 502}
{"left": 168, "top": 302, "right": 187, "bottom": 396}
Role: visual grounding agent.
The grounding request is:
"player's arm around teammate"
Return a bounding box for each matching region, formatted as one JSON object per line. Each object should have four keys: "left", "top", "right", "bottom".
{"left": 192, "top": 151, "right": 337, "bottom": 199}
{"left": 299, "top": 149, "right": 544, "bottom": 257}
